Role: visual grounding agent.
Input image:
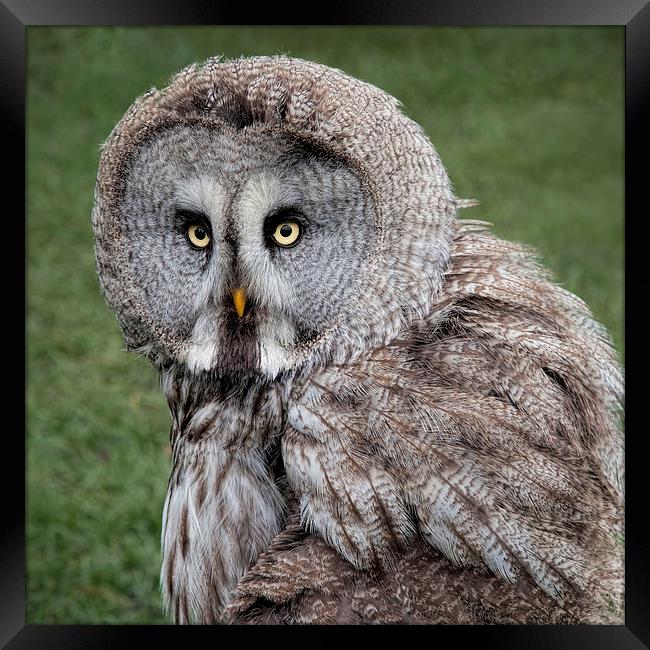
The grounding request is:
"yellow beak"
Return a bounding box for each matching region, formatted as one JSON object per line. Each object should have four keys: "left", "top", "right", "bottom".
{"left": 231, "top": 288, "right": 247, "bottom": 318}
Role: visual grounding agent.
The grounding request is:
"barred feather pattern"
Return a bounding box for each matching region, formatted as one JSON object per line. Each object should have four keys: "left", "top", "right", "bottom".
{"left": 160, "top": 371, "right": 288, "bottom": 623}
{"left": 161, "top": 220, "right": 623, "bottom": 624}
{"left": 222, "top": 515, "right": 610, "bottom": 624}
{"left": 92, "top": 56, "right": 623, "bottom": 624}
{"left": 276, "top": 219, "right": 623, "bottom": 622}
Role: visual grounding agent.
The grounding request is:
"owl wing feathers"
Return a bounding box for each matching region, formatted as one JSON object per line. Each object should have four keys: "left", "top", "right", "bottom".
{"left": 281, "top": 220, "right": 623, "bottom": 616}
{"left": 223, "top": 509, "right": 608, "bottom": 624}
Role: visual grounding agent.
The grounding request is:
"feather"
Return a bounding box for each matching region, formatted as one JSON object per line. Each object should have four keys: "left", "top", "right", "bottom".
{"left": 93, "top": 55, "right": 623, "bottom": 624}
{"left": 282, "top": 220, "right": 623, "bottom": 619}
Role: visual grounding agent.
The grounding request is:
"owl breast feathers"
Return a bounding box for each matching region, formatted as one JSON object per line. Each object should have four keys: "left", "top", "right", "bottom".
{"left": 92, "top": 56, "right": 623, "bottom": 624}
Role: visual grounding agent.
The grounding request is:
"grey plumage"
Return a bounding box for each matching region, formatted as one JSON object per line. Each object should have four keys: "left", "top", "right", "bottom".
{"left": 92, "top": 55, "right": 624, "bottom": 624}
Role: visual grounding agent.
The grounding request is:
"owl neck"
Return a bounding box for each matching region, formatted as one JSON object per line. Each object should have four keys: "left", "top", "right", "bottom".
{"left": 159, "top": 367, "right": 288, "bottom": 623}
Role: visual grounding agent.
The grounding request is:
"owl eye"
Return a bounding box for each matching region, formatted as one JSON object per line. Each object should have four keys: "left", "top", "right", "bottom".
{"left": 271, "top": 221, "right": 302, "bottom": 248}
{"left": 187, "top": 224, "right": 211, "bottom": 249}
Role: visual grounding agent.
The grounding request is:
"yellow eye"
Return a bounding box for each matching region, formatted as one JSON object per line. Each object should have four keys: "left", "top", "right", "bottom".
{"left": 187, "top": 224, "right": 210, "bottom": 249}
{"left": 271, "top": 221, "right": 302, "bottom": 247}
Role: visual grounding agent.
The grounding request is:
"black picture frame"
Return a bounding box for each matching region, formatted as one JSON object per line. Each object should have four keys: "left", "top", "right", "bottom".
{"left": 6, "top": 1, "right": 647, "bottom": 646}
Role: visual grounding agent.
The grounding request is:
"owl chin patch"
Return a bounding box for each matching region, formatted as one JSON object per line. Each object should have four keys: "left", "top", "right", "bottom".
{"left": 180, "top": 312, "right": 258, "bottom": 375}
{"left": 218, "top": 324, "right": 261, "bottom": 375}
{"left": 182, "top": 306, "right": 301, "bottom": 378}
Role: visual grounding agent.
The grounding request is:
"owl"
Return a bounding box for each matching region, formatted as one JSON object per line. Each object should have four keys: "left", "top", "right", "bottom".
{"left": 92, "top": 56, "right": 624, "bottom": 624}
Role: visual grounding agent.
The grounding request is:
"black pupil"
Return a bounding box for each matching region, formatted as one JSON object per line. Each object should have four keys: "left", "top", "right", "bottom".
{"left": 279, "top": 224, "right": 293, "bottom": 238}
{"left": 194, "top": 227, "right": 206, "bottom": 240}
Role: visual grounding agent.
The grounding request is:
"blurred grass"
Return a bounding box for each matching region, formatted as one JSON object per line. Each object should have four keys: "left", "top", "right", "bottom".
{"left": 27, "top": 26, "right": 624, "bottom": 624}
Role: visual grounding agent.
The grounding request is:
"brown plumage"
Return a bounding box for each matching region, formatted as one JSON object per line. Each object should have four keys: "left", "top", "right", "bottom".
{"left": 223, "top": 220, "right": 624, "bottom": 624}
{"left": 92, "top": 55, "right": 623, "bottom": 624}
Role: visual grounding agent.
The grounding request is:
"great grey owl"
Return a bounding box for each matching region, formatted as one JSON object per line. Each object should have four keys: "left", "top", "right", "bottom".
{"left": 92, "top": 56, "right": 624, "bottom": 624}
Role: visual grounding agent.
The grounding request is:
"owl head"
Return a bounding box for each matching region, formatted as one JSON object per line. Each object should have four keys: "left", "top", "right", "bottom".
{"left": 93, "top": 56, "right": 460, "bottom": 379}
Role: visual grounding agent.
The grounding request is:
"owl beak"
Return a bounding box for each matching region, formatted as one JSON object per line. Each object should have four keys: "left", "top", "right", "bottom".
{"left": 231, "top": 288, "right": 247, "bottom": 318}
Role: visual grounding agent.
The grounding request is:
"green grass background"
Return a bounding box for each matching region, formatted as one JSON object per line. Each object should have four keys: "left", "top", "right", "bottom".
{"left": 27, "top": 26, "right": 624, "bottom": 624}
